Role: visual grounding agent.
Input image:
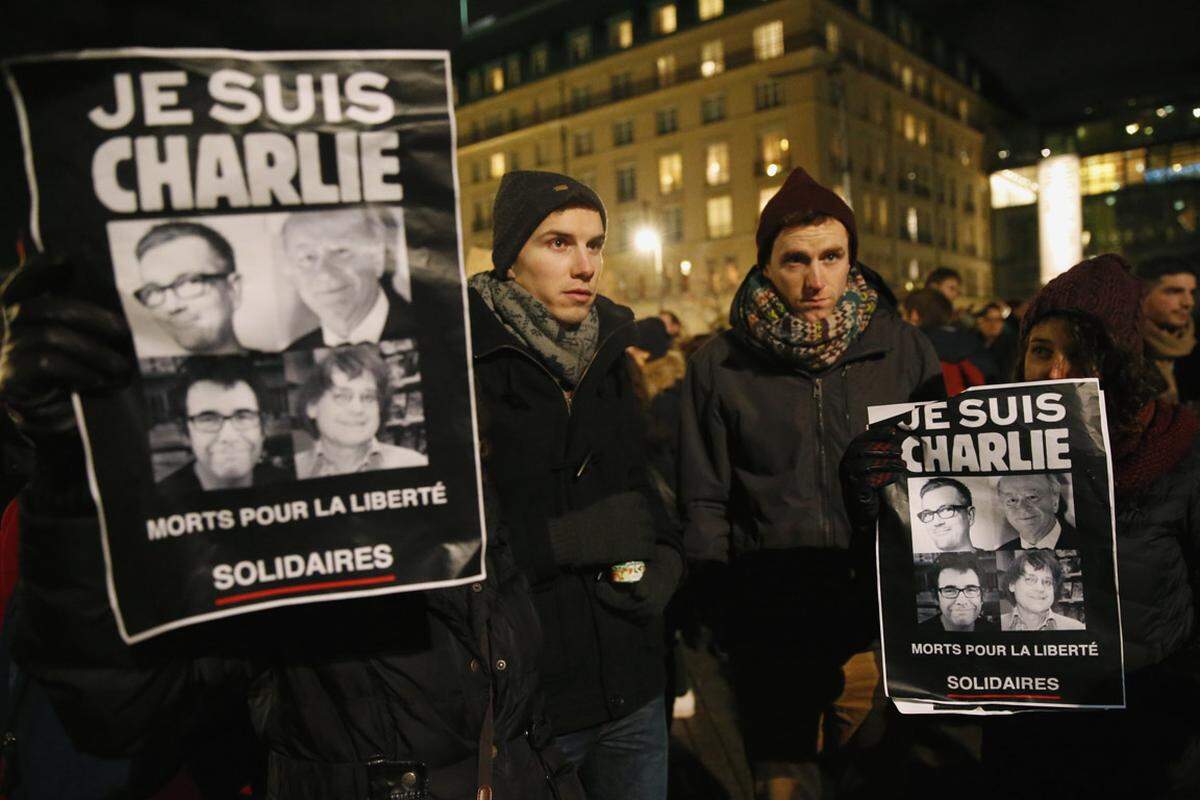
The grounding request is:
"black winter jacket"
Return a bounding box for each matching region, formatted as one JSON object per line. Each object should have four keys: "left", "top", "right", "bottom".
{"left": 981, "top": 436, "right": 1200, "bottom": 798}
{"left": 470, "top": 289, "right": 681, "bottom": 735}
{"left": 680, "top": 269, "right": 943, "bottom": 562}
{"left": 13, "top": 482, "right": 560, "bottom": 800}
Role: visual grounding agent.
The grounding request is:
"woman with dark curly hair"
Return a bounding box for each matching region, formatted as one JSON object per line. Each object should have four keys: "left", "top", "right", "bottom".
{"left": 981, "top": 254, "right": 1200, "bottom": 799}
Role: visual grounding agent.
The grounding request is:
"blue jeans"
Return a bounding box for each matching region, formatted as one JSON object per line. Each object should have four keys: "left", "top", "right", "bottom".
{"left": 553, "top": 695, "right": 668, "bottom": 800}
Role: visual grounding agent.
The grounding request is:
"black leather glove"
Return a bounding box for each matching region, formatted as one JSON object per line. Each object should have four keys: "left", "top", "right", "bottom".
{"left": 839, "top": 423, "right": 908, "bottom": 530}
{"left": 0, "top": 253, "right": 133, "bottom": 436}
{"left": 546, "top": 491, "right": 657, "bottom": 569}
{"left": 594, "top": 545, "right": 683, "bottom": 623}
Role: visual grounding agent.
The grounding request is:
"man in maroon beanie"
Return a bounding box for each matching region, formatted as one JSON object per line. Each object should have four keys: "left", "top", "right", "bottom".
{"left": 679, "top": 167, "right": 942, "bottom": 798}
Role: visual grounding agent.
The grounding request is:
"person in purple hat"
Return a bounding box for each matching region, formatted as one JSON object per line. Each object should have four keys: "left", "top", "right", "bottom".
{"left": 679, "top": 167, "right": 942, "bottom": 798}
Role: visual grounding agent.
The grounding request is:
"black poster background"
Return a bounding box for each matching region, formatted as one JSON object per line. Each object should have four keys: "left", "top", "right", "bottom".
{"left": 872, "top": 379, "right": 1125, "bottom": 712}
{"left": 5, "top": 49, "right": 485, "bottom": 642}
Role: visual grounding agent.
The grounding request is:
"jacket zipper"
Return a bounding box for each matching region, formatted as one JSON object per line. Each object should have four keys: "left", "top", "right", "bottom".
{"left": 813, "top": 377, "right": 830, "bottom": 546}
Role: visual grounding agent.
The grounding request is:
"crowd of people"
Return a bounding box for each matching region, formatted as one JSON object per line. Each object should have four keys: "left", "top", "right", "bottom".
{"left": 0, "top": 163, "right": 1197, "bottom": 800}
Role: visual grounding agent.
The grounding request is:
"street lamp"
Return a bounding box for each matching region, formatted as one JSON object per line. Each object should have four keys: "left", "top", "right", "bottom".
{"left": 634, "top": 226, "right": 664, "bottom": 304}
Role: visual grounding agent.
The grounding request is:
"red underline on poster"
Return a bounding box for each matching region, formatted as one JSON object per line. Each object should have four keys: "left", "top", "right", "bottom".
{"left": 946, "top": 693, "right": 1063, "bottom": 701}
{"left": 215, "top": 575, "right": 397, "bottom": 607}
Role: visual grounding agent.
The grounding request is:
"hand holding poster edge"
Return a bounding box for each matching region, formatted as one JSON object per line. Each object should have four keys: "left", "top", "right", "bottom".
{"left": 868, "top": 378, "right": 1127, "bottom": 715}
{"left": 9, "top": 49, "right": 489, "bottom": 644}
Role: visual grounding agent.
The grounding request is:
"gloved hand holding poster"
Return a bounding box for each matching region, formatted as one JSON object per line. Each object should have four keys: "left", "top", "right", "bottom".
{"left": 4, "top": 49, "right": 486, "bottom": 642}
{"left": 869, "top": 379, "right": 1124, "bottom": 713}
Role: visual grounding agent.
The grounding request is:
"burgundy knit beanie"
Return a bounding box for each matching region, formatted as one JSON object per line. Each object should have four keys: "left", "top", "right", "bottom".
{"left": 1020, "top": 254, "right": 1144, "bottom": 355}
{"left": 756, "top": 167, "right": 857, "bottom": 267}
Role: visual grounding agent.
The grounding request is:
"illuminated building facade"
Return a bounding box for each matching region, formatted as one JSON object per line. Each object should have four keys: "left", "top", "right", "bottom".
{"left": 990, "top": 104, "right": 1200, "bottom": 300}
{"left": 453, "top": 0, "right": 996, "bottom": 326}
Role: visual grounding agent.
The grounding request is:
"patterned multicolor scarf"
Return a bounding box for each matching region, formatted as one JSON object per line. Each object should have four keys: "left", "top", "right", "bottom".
{"left": 470, "top": 272, "right": 600, "bottom": 388}
{"left": 732, "top": 265, "right": 878, "bottom": 371}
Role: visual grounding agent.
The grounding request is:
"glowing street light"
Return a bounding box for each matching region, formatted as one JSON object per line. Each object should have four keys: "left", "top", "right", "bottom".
{"left": 679, "top": 259, "right": 692, "bottom": 276}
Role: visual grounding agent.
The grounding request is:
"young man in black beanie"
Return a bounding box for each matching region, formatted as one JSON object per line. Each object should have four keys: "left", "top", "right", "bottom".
{"left": 468, "top": 170, "right": 682, "bottom": 800}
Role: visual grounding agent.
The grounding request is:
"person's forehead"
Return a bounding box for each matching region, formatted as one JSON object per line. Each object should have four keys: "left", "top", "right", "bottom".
{"left": 923, "top": 484, "right": 964, "bottom": 504}
{"left": 328, "top": 368, "right": 376, "bottom": 390}
{"left": 1028, "top": 317, "right": 1071, "bottom": 343}
{"left": 140, "top": 235, "right": 225, "bottom": 278}
{"left": 285, "top": 212, "right": 376, "bottom": 244}
{"left": 774, "top": 219, "right": 848, "bottom": 252}
{"left": 186, "top": 380, "right": 257, "bottom": 411}
{"left": 1020, "top": 562, "right": 1051, "bottom": 577}
{"left": 1157, "top": 272, "right": 1197, "bottom": 289}
{"left": 938, "top": 568, "right": 978, "bottom": 586}
{"left": 529, "top": 206, "right": 604, "bottom": 239}
{"left": 998, "top": 476, "right": 1049, "bottom": 494}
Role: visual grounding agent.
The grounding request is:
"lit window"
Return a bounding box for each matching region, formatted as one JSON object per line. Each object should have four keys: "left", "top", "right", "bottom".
{"left": 698, "top": 0, "right": 723, "bottom": 21}
{"left": 879, "top": 197, "right": 888, "bottom": 232}
{"left": 918, "top": 121, "right": 928, "bottom": 147}
{"left": 958, "top": 98, "right": 969, "bottom": 123}
{"left": 825, "top": 21, "right": 840, "bottom": 54}
{"left": 706, "top": 142, "right": 730, "bottom": 186}
{"left": 701, "top": 39, "right": 724, "bottom": 77}
{"left": 656, "top": 54, "right": 677, "bottom": 87}
{"left": 906, "top": 207, "right": 918, "bottom": 242}
{"left": 754, "top": 20, "right": 784, "bottom": 60}
{"left": 489, "top": 152, "right": 506, "bottom": 179}
{"left": 654, "top": 4, "right": 677, "bottom": 35}
{"left": 616, "top": 163, "right": 638, "bottom": 202}
{"left": 902, "top": 66, "right": 913, "bottom": 93}
{"left": 531, "top": 44, "right": 549, "bottom": 76}
{"left": 609, "top": 16, "right": 634, "bottom": 49}
{"left": 903, "top": 113, "right": 915, "bottom": 142}
{"left": 759, "top": 185, "right": 779, "bottom": 212}
{"left": 659, "top": 152, "right": 683, "bottom": 194}
{"left": 569, "top": 28, "right": 592, "bottom": 63}
{"left": 862, "top": 192, "right": 873, "bottom": 226}
{"left": 759, "top": 130, "right": 789, "bottom": 175}
{"left": 707, "top": 195, "right": 733, "bottom": 238}
{"left": 484, "top": 66, "right": 501, "bottom": 96}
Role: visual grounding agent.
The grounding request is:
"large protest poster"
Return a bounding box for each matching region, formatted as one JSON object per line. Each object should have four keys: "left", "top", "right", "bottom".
{"left": 4, "top": 49, "right": 486, "bottom": 642}
{"left": 869, "top": 379, "right": 1124, "bottom": 712}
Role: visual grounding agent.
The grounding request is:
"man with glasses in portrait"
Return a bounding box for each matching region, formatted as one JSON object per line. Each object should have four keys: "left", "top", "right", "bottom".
{"left": 134, "top": 221, "right": 247, "bottom": 354}
{"left": 1000, "top": 549, "right": 1085, "bottom": 631}
{"left": 294, "top": 344, "right": 426, "bottom": 479}
{"left": 280, "top": 207, "right": 416, "bottom": 350}
{"left": 158, "top": 357, "right": 289, "bottom": 493}
{"left": 916, "top": 477, "right": 983, "bottom": 552}
{"left": 995, "top": 474, "right": 1078, "bottom": 550}
{"left": 921, "top": 552, "right": 996, "bottom": 632}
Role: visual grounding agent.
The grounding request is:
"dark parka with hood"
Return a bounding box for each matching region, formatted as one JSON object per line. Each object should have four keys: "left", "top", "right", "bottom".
{"left": 470, "top": 288, "right": 682, "bottom": 735}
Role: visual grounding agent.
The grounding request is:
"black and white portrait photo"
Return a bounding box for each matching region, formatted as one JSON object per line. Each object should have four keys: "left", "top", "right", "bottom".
{"left": 278, "top": 206, "right": 416, "bottom": 350}
{"left": 141, "top": 355, "right": 294, "bottom": 493}
{"left": 909, "top": 472, "right": 1077, "bottom": 553}
{"left": 108, "top": 205, "right": 414, "bottom": 358}
{"left": 285, "top": 341, "right": 428, "bottom": 479}
{"left": 997, "top": 549, "right": 1086, "bottom": 631}
{"left": 914, "top": 551, "right": 1001, "bottom": 632}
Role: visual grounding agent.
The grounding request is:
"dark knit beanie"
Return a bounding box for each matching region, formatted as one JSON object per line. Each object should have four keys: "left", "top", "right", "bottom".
{"left": 1020, "top": 254, "right": 1144, "bottom": 356}
{"left": 491, "top": 171, "right": 607, "bottom": 277}
{"left": 756, "top": 167, "right": 857, "bottom": 267}
{"left": 632, "top": 317, "right": 671, "bottom": 360}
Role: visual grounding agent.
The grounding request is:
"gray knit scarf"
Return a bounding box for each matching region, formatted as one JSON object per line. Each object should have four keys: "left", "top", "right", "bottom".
{"left": 470, "top": 272, "right": 600, "bottom": 388}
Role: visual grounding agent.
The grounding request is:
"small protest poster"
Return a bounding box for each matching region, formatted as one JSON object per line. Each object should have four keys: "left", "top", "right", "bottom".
{"left": 869, "top": 379, "right": 1124, "bottom": 713}
{"left": 4, "top": 49, "right": 485, "bottom": 642}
